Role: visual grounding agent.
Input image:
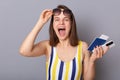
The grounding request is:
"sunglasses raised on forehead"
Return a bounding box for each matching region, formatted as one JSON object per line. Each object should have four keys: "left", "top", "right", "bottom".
{"left": 53, "top": 8, "right": 72, "bottom": 16}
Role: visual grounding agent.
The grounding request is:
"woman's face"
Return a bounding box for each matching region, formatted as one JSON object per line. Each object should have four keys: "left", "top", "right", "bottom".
{"left": 53, "top": 9, "right": 71, "bottom": 41}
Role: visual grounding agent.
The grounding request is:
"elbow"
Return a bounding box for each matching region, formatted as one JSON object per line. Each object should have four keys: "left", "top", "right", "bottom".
{"left": 84, "top": 76, "right": 95, "bottom": 80}
{"left": 19, "top": 48, "right": 31, "bottom": 57}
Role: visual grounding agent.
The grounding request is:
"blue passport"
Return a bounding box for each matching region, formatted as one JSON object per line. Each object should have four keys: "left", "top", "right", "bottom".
{"left": 88, "top": 37, "right": 107, "bottom": 52}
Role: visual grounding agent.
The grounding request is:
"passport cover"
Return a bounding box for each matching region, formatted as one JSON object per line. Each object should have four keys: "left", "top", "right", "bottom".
{"left": 88, "top": 37, "right": 107, "bottom": 52}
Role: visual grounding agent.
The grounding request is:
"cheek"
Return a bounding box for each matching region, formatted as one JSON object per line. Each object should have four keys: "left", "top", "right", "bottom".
{"left": 67, "top": 23, "right": 71, "bottom": 31}
{"left": 53, "top": 21, "right": 58, "bottom": 27}
{"left": 53, "top": 24, "right": 57, "bottom": 32}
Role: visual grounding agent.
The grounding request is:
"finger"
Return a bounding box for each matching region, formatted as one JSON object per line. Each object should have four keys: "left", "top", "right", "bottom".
{"left": 91, "top": 47, "right": 98, "bottom": 61}
{"left": 99, "top": 46, "right": 104, "bottom": 58}
{"left": 103, "top": 46, "right": 109, "bottom": 54}
{"left": 92, "top": 47, "right": 98, "bottom": 57}
{"left": 46, "top": 11, "right": 53, "bottom": 18}
{"left": 42, "top": 9, "right": 52, "bottom": 14}
{"left": 43, "top": 11, "right": 51, "bottom": 18}
{"left": 95, "top": 46, "right": 103, "bottom": 58}
{"left": 96, "top": 46, "right": 101, "bottom": 58}
{"left": 41, "top": 9, "right": 52, "bottom": 18}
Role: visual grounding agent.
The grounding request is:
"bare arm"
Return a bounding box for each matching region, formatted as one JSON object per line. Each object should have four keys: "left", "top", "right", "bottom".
{"left": 19, "top": 9, "right": 52, "bottom": 57}
{"left": 82, "top": 42, "right": 109, "bottom": 80}
{"left": 82, "top": 42, "right": 94, "bottom": 80}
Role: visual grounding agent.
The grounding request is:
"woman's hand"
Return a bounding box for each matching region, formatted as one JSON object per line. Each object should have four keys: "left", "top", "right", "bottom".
{"left": 89, "top": 46, "right": 109, "bottom": 63}
{"left": 82, "top": 42, "right": 109, "bottom": 80}
{"left": 38, "top": 9, "right": 53, "bottom": 25}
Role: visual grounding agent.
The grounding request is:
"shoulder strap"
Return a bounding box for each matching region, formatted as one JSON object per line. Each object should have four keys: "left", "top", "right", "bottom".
{"left": 78, "top": 41, "right": 82, "bottom": 62}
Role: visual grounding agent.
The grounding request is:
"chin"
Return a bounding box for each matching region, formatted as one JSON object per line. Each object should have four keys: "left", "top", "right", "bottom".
{"left": 58, "top": 36, "right": 69, "bottom": 41}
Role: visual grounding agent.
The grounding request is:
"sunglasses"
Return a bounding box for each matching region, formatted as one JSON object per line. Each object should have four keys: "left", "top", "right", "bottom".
{"left": 53, "top": 8, "right": 72, "bottom": 16}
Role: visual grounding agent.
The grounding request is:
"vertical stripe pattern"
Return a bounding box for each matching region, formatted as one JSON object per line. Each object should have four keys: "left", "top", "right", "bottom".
{"left": 48, "top": 47, "right": 53, "bottom": 80}
{"left": 64, "top": 62, "right": 70, "bottom": 80}
{"left": 76, "top": 41, "right": 82, "bottom": 80}
{"left": 52, "top": 51, "right": 59, "bottom": 80}
{"left": 46, "top": 41, "right": 83, "bottom": 80}
{"left": 71, "top": 58, "right": 76, "bottom": 80}
{"left": 58, "top": 61, "right": 64, "bottom": 80}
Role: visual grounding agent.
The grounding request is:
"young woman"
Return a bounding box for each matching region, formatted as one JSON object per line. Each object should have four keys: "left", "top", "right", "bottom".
{"left": 20, "top": 5, "right": 109, "bottom": 80}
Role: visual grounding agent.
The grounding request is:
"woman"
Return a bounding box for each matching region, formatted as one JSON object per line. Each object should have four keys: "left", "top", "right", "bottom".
{"left": 20, "top": 5, "right": 109, "bottom": 80}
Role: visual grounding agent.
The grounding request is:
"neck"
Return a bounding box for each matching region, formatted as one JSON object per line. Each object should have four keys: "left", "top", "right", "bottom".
{"left": 59, "top": 39, "right": 70, "bottom": 48}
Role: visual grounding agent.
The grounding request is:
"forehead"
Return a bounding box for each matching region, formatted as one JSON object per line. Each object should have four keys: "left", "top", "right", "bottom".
{"left": 54, "top": 15, "right": 70, "bottom": 19}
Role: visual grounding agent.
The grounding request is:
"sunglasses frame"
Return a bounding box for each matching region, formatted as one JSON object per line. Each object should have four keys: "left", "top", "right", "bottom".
{"left": 53, "top": 8, "right": 72, "bottom": 16}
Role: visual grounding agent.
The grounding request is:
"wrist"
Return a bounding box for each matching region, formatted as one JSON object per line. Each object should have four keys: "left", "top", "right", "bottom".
{"left": 37, "top": 19, "right": 45, "bottom": 25}
{"left": 89, "top": 59, "right": 96, "bottom": 65}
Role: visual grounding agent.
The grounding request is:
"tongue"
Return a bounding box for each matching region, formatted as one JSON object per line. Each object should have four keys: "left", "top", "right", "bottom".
{"left": 59, "top": 30, "right": 65, "bottom": 36}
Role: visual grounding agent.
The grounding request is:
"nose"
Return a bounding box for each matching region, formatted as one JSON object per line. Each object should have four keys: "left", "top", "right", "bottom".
{"left": 58, "top": 12, "right": 65, "bottom": 25}
{"left": 60, "top": 19, "right": 64, "bottom": 25}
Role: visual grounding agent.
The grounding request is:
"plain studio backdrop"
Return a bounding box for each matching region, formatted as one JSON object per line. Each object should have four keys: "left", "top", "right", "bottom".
{"left": 0, "top": 0, "right": 120, "bottom": 80}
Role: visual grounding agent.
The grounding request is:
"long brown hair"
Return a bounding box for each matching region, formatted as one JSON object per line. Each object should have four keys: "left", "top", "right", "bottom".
{"left": 49, "top": 5, "right": 79, "bottom": 46}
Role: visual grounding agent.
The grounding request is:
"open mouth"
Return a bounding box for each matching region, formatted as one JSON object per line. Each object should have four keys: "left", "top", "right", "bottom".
{"left": 58, "top": 27, "right": 66, "bottom": 36}
{"left": 58, "top": 28, "right": 65, "bottom": 31}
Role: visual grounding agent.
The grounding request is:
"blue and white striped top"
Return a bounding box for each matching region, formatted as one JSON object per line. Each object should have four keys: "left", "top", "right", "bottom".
{"left": 46, "top": 41, "right": 83, "bottom": 80}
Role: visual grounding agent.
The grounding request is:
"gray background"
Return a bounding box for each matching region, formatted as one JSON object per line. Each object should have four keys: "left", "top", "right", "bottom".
{"left": 0, "top": 0, "right": 120, "bottom": 80}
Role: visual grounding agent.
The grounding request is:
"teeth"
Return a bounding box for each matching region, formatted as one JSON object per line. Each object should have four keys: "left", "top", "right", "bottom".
{"left": 58, "top": 28, "right": 65, "bottom": 31}
{"left": 58, "top": 29, "right": 65, "bottom": 31}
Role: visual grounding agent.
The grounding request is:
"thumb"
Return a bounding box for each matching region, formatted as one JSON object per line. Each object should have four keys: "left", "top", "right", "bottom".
{"left": 102, "top": 46, "right": 109, "bottom": 55}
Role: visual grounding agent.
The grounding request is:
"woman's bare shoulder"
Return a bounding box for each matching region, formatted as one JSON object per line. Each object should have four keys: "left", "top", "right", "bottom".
{"left": 81, "top": 41, "right": 88, "bottom": 48}
{"left": 38, "top": 40, "right": 50, "bottom": 46}
{"left": 39, "top": 40, "right": 51, "bottom": 60}
{"left": 81, "top": 41, "right": 90, "bottom": 60}
{"left": 38, "top": 40, "right": 51, "bottom": 53}
{"left": 81, "top": 41, "right": 89, "bottom": 53}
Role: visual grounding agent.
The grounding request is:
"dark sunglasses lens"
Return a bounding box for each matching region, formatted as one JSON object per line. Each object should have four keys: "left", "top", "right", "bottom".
{"left": 63, "top": 9, "right": 71, "bottom": 16}
{"left": 53, "top": 9, "right": 61, "bottom": 16}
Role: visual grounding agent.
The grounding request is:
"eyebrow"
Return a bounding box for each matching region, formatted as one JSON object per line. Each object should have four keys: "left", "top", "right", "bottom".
{"left": 54, "top": 16, "right": 70, "bottom": 19}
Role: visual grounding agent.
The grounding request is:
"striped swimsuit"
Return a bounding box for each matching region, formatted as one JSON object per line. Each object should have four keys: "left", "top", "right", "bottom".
{"left": 46, "top": 41, "right": 83, "bottom": 80}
